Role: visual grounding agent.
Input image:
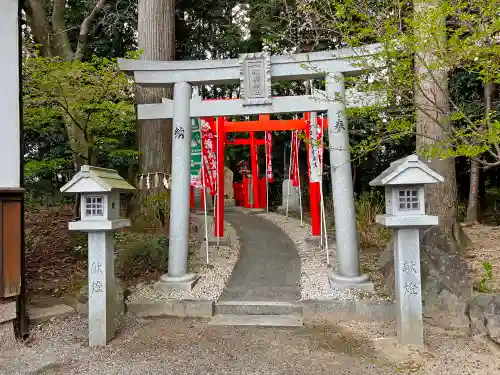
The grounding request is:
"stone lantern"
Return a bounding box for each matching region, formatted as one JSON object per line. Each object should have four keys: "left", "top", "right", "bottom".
{"left": 61, "top": 165, "right": 135, "bottom": 346}
{"left": 370, "top": 154, "right": 443, "bottom": 346}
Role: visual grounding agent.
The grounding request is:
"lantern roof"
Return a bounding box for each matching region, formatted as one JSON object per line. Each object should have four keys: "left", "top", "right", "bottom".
{"left": 370, "top": 154, "right": 444, "bottom": 187}
{"left": 60, "top": 165, "right": 136, "bottom": 194}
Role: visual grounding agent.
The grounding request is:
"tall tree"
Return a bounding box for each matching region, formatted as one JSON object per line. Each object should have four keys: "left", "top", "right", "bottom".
{"left": 25, "top": 0, "right": 106, "bottom": 60}
{"left": 24, "top": 0, "right": 136, "bottom": 170}
{"left": 25, "top": 0, "right": 107, "bottom": 169}
{"left": 413, "top": 0, "right": 461, "bottom": 238}
{"left": 134, "top": 0, "right": 175, "bottom": 224}
{"left": 466, "top": 82, "right": 497, "bottom": 224}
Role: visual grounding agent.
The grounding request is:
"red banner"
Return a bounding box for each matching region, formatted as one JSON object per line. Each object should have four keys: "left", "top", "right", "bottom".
{"left": 317, "top": 118, "right": 324, "bottom": 167}
{"left": 265, "top": 131, "right": 274, "bottom": 182}
{"left": 308, "top": 115, "right": 324, "bottom": 183}
{"left": 290, "top": 131, "right": 300, "bottom": 187}
{"left": 200, "top": 117, "right": 217, "bottom": 195}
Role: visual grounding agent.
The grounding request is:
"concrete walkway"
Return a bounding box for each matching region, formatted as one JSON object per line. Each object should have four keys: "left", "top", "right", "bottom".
{"left": 219, "top": 211, "right": 301, "bottom": 302}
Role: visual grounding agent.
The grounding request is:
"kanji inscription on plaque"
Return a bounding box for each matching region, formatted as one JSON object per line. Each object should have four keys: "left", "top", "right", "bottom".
{"left": 239, "top": 52, "right": 271, "bottom": 106}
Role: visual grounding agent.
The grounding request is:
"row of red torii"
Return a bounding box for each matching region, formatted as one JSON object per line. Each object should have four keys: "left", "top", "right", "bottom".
{"left": 189, "top": 112, "right": 329, "bottom": 241}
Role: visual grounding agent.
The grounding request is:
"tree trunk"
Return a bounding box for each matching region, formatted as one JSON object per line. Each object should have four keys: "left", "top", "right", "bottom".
{"left": 467, "top": 81, "right": 496, "bottom": 224}
{"left": 412, "top": 0, "right": 471, "bottom": 327}
{"left": 248, "top": 0, "right": 263, "bottom": 53}
{"left": 51, "top": 0, "right": 75, "bottom": 60}
{"left": 134, "top": 0, "right": 175, "bottom": 224}
{"left": 414, "top": 0, "right": 462, "bottom": 243}
{"left": 25, "top": 0, "right": 53, "bottom": 57}
{"left": 466, "top": 159, "right": 479, "bottom": 224}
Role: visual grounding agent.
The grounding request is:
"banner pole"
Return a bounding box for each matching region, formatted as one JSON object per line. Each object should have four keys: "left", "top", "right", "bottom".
{"left": 286, "top": 131, "right": 293, "bottom": 218}
{"left": 215, "top": 117, "right": 220, "bottom": 248}
{"left": 200, "top": 145, "right": 210, "bottom": 264}
{"left": 265, "top": 132, "right": 269, "bottom": 213}
{"left": 319, "top": 113, "right": 329, "bottom": 264}
{"left": 297, "top": 133, "right": 303, "bottom": 227}
{"left": 320, "top": 177, "right": 329, "bottom": 265}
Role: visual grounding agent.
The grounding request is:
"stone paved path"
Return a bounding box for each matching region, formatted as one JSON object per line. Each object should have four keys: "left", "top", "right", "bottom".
{"left": 218, "top": 211, "right": 301, "bottom": 302}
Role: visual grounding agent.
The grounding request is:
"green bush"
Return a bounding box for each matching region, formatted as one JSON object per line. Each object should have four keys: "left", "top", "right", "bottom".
{"left": 473, "top": 261, "right": 494, "bottom": 293}
{"left": 131, "top": 191, "right": 171, "bottom": 232}
{"left": 355, "top": 190, "right": 391, "bottom": 249}
{"left": 457, "top": 202, "right": 467, "bottom": 223}
{"left": 115, "top": 232, "right": 168, "bottom": 279}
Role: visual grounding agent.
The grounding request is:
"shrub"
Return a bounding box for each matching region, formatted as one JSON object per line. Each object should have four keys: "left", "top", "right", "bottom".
{"left": 473, "top": 260, "right": 494, "bottom": 293}
{"left": 355, "top": 190, "right": 391, "bottom": 249}
{"left": 115, "top": 232, "right": 168, "bottom": 279}
{"left": 131, "top": 191, "right": 171, "bottom": 232}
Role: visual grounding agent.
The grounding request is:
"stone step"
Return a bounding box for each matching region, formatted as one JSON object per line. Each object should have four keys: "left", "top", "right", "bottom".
{"left": 208, "top": 314, "right": 303, "bottom": 327}
{"left": 214, "top": 300, "right": 302, "bottom": 316}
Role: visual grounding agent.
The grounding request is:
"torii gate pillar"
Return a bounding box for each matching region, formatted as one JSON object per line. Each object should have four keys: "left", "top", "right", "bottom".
{"left": 157, "top": 82, "right": 199, "bottom": 291}
{"left": 327, "top": 73, "right": 371, "bottom": 289}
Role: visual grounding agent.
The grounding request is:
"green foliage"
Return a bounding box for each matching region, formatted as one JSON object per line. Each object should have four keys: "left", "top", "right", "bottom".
{"left": 457, "top": 202, "right": 467, "bottom": 223}
{"left": 355, "top": 190, "right": 391, "bottom": 249}
{"left": 132, "top": 190, "right": 170, "bottom": 233}
{"left": 27, "top": 0, "right": 138, "bottom": 59}
{"left": 177, "top": 0, "right": 246, "bottom": 59}
{"left": 275, "top": 0, "right": 500, "bottom": 166}
{"left": 473, "top": 260, "right": 494, "bottom": 292}
{"left": 23, "top": 49, "right": 137, "bottom": 200}
{"left": 115, "top": 232, "right": 169, "bottom": 279}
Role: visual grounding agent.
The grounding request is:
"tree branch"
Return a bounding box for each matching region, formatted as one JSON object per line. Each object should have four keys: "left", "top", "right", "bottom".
{"left": 73, "top": 0, "right": 108, "bottom": 61}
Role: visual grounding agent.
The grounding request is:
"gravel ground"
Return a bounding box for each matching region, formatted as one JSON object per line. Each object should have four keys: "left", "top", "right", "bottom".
{"left": 464, "top": 224, "right": 500, "bottom": 292}
{"left": 255, "top": 212, "right": 385, "bottom": 301}
{"left": 128, "top": 220, "right": 239, "bottom": 301}
{"left": 0, "top": 314, "right": 497, "bottom": 375}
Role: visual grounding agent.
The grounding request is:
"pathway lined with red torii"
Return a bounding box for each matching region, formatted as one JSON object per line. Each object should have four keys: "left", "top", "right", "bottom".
{"left": 192, "top": 107, "right": 331, "bottom": 241}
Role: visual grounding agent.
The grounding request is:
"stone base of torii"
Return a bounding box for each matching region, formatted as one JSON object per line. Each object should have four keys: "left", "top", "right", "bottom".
{"left": 119, "top": 48, "right": 382, "bottom": 292}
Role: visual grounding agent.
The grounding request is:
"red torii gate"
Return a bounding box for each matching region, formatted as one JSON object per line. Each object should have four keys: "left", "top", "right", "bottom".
{"left": 208, "top": 113, "right": 329, "bottom": 239}
{"left": 226, "top": 130, "right": 266, "bottom": 210}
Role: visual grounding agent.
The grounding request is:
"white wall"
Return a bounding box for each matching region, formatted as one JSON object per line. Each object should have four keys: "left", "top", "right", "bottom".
{"left": 0, "top": 0, "right": 20, "bottom": 188}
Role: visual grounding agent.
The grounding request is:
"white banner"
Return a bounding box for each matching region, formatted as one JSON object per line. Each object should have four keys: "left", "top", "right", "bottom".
{"left": 309, "top": 112, "right": 323, "bottom": 183}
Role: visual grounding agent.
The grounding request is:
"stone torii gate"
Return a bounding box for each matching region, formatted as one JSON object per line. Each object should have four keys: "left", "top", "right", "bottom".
{"left": 118, "top": 47, "right": 381, "bottom": 292}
